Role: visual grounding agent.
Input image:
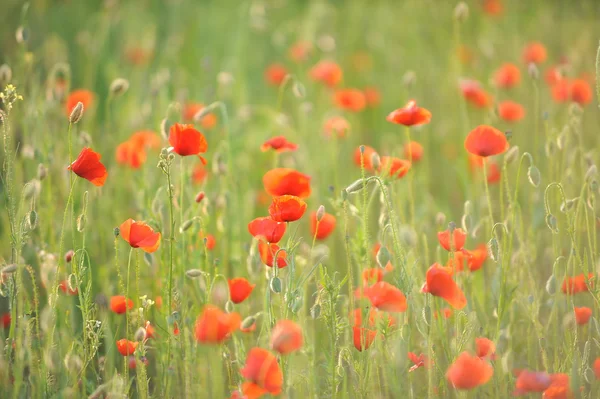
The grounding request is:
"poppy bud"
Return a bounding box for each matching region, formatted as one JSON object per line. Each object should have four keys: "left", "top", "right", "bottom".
{"left": 69, "top": 102, "right": 84, "bottom": 124}
{"left": 179, "top": 219, "right": 194, "bottom": 233}
{"left": 487, "top": 237, "right": 500, "bottom": 262}
{"left": 316, "top": 205, "right": 326, "bottom": 222}
{"left": 0, "top": 64, "right": 12, "bottom": 86}
{"left": 185, "top": 269, "right": 204, "bottom": 278}
{"left": 346, "top": 178, "right": 368, "bottom": 194}
{"left": 527, "top": 165, "right": 541, "bottom": 187}
{"left": 65, "top": 250, "right": 74, "bottom": 263}
{"left": 241, "top": 315, "right": 256, "bottom": 330}
{"left": 435, "top": 212, "right": 446, "bottom": 226}
{"left": 504, "top": 146, "right": 519, "bottom": 165}
{"left": 270, "top": 276, "right": 282, "bottom": 293}
{"left": 290, "top": 296, "right": 303, "bottom": 313}
{"left": 134, "top": 327, "right": 146, "bottom": 341}
{"left": 114, "top": 227, "right": 120, "bottom": 237}
{"left": 545, "top": 274, "right": 557, "bottom": 295}
{"left": 310, "top": 303, "right": 321, "bottom": 319}
{"left": 109, "top": 78, "right": 130, "bottom": 97}
{"left": 447, "top": 221, "right": 456, "bottom": 233}
{"left": 560, "top": 198, "right": 578, "bottom": 213}
{"left": 453, "top": 2, "right": 469, "bottom": 22}
{"left": 24, "top": 179, "right": 41, "bottom": 200}
{"left": 292, "top": 81, "right": 306, "bottom": 99}
{"left": 195, "top": 191, "right": 205, "bottom": 203}
{"left": 371, "top": 152, "right": 381, "bottom": 170}
{"left": 77, "top": 214, "right": 86, "bottom": 232}
{"left": 225, "top": 300, "right": 234, "bottom": 313}
{"left": 546, "top": 214, "right": 558, "bottom": 233}
{"left": 28, "top": 210, "right": 37, "bottom": 230}
{"left": 37, "top": 163, "right": 48, "bottom": 181}
{"left": 527, "top": 63, "right": 539, "bottom": 80}
{"left": 1, "top": 264, "right": 17, "bottom": 274}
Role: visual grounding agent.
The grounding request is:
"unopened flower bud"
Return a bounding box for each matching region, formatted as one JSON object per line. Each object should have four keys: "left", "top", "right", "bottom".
{"left": 528, "top": 63, "right": 539, "bottom": 80}
{"left": 527, "top": 165, "right": 541, "bottom": 187}
{"left": 270, "top": 276, "right": 282, "bottom": 293}
{"left": 371, "top": 152, "right": 381, "bottom": 170}
{"left": 1, "top": 264, "right": 18, "bottom": 274}
{"left": 179, "top": 219, "right": 194, "bottom": 233}
{"left": 505, "top": 146, "right": 519, "bottom": 165}
{"left": 241, "top": 315, "right": 256, "bottom": 330}
{"left": 65, "top": 250, "right": 74, "bottom": 263}
{"left": 69, "top": 102, "right": 84, "bottom": 124}
{"left": 316, "top": 205, "right": 325, "bottom": 221}
{"left": 185, "top": 269, "right": 204, "bottom": 278}
{"left": 109, "top": 78, "right": 130, "bottom": 97}
{"left": 195, "top": 191, "right": 205, "bottom": 203}
{"left": 454, "top": 2, "right": 469, "bottom": 22}
{"left": 346, "top": 178, "right": 368, "bottom": 194}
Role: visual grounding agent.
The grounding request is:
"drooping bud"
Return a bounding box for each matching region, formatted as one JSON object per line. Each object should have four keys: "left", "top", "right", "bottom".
{"left": 179, "top": 219, "right": 194, "bottom": 233}
{"left": 69, "top": 102, "right": 84, "bottom": 124}
{"left": 545, "top": 274, "right": 557, "bottom": 295}
{"left": 545, "top": 214, "right": 558, "bottom": 234}
{"left": 487, "top": 237, "right": 500, "bottom": 262}
{"left": 376, "top": 246, "right": 392, "bottom": 269}
{"left": 527, "top": 165, "right": 541, "bottom": 187}
{"left": 185, "top": 269, "right": 204, "bottom": 278}
{"left": 371, "top": 152, "right": 381, "bottom": 170}
{"left": 345, "top": 178, "right": 368, "bottom": 194}
{"left": 241, "top": 315, "right": 256, "bottom": 330}
{"left": 77, "top": 214, "right": 86, "bottom": 232}
{"left": 292, "top": 81, "right": 306, "bottom": 99}
{"left": 65, "top": 250, "right": 74, "bottom": 263}
{"left": 109, "top": 78, "right": 130, "bottom": 97}
{"left": 504, "top": 146, "right": 519, "bottom": 165}
{"left": 270, "top": 276, "right": 282, "bottom": 293}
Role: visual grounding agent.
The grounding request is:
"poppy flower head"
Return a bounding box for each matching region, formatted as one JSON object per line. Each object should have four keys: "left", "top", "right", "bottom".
{"left": 265, "top": 63, "right": 288, "bottom": 86}
{"left": 463, "top": 244, "right": 487, "bottom": 272}
{"left": 270, "top": 320, "right": 303, "bottom": 355}
{"left": 561, "top": 273, "right": 594, "bottom": 294}
{"left": 228, "top": 278, "right": 255, "bottom": 304}
{"left": 353, "top": 326, "right": 377, "bottom": 351}
{"left": 386, "top": 100, "right": 432, "bottom": 126}
{"left": 116, "top": 339, "right": 138, "bottom": 356}
{"left": 288, "top": 41, "right": 312, "bottom": 63}
{"left": 333, "top": 88, "right": 367, "bottom": 112}
{"left": 513, "top": 370, "right": 552, "bottom": 395}
{"left": 494, "top": 63, "right": 521, "bottom": 89}
{"left": 570, "top": 79, "right": 592, "bottom": 106}
{"left": 460, "top": 80, "right": 494, "bottom": 108}
{"left": 310, "top": 60, "right": 343, "bottom": 87}
{"left": 247, "top": 217, "right": 286, "bottom": 243}
{"left": 263, "top": 168, "right": 311, "bottom": 198}
{"left": 353, "top": 145, "right": 378, "bottom": 170}
{"left": 1, "top": 313, "right": 10, "bottom": 328}
{"left": 498, "top": 101, "right": 525, "bottom": 122}
{"left": 545, "top": 66, "right": 563, "bottom": 86}
{"left": 311, "top": 211, "right": 336, "bottom": 240}
{"left": 199, "top": 232, "right": 216, "bottom": 250}
{"left": 438, "top": 228, "right": 467, "bottom": 251}
{"left": 260, "top": 136, "right": 298, "bottom": 153}
{"left": 574, "top": 307, "right": 592, "bottom": 325}
{"left": 119, "top": 219, "right": 161, "bottom": 253}
{"left": 65, "top": 89, "right": 94, "bottom": 118}
{"left": 483, "top": 0, "right": 503, "bottom": 16}
{"left": 551, "top": 79, "right": 570, "bottom": 103}
{"left": 168, "top": 123, "right": 208, "bottom": 161}
{"left": 68, "top": 147, "right": 108, "bottom": 186}
{"left": 194, "top": 305, "right": 241, "bottom": 344}
{"left": 362, "top": 281, "right": 408, "bottom": 312}
{"left": 594, "top": 358, "right": 600, "bottom": 380}
{"left": 59, "top": 280, "right": 78, "bottom": 296}
{"left": 241, "top": 348, "right": 283, "bottom": 396}
{"left": 363, "top": 86, "right": 381, "bottom": 107}
{"left": 379, "top": 156, "right": 411, "bottom": 179}
{"left": 110, "top": 295, "right": 134, "bottom": 314}
{"left": 404, "top": 141, "right": 424, "bottom": 163}
{"left": 464, "top": 125, "right": 509, "bottom": 157}
{"left": 324, "top": 116, "right": 351, "bottom": 138}
{"left": 258, "top": 241, "right": 288, "bottom": 268}
{"left": 475, "top": 337, "right": 496, "bottom": 360}
{"left": 425, "top": 263, "right": 467, "bottom": 309}
{"left": 523, "top": 42, "right": 547, "bottom": 65}
{"left": 361, "top": 268, "right": 384, "bottom": 286}
{"left": 542, "top": 373, "right": 572, "bottom": 399}
{"left": 183, "top": 103, "right": 218, "bottom": 129}
{"left": 408, "top": 352, "right": 434, "bottom": 372}
{"left": 446, "top": 352, "right": 493, "bottom": 390}
{"left": 268, "top": 195, "right": 307, "bottom": 222}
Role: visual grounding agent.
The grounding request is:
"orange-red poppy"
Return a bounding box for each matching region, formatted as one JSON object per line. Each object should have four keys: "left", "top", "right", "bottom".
{"left": 475, "top": 337, "right": 496, "bottom": 360}
{"left": 311, "top": 211, "right": 336, "bottom": 240}
{"left": 200, "top": 232, "right": 216, "bottom": 250}
{"left": 270, "top": 320, "right": 303, "bottom": 355}
{"left": 1, "top": 313, "right": 10, "bottom": 329}
{"left": 144, "top": 321, "right": 156, "bottom": 339}
{"left": 116, "top": 140, "right": 147, "bottom": 169}
{"left": 408, "top": 352, "right": 434, "bottom": 372}
{"left": 116, "top": 339, "right": 138, "bottom": 356}
{"left": 542, "top": 373, "right": 572, "bottom": 399}
{"left": 324, "top": 116, "right": 351, "bottom": 138}
{"left": 288, "top": 41, "right": 312, "bottom": 63}
{"left": 228, "top": 278, "right": 255, "bottom": 304}
{"left": 110, "top": 295, "right": 134, "bottom": 314}
{"left": 594, "top": 358, "right": 600, "bottom": 380}
{"left": 260, "top": 136, "right": 298, "bottom": 153}
{"left": 494, "top": 63, "right": 521, "bottom": 89}
{"left": 574, "top": 307, "right": 592, "bottom": 325}
{"left": 483, "top": 0, "right": 503, "bottom": 16}
{"left": 513, "top": 370, "right": 552, "bottom": 396}
{"left": 570, "top": 79, "right": 592, "bottom": 106}
{"left": 523, "top": 42, "right": 547, "bottom": 65}
{"left": 258, "top": 241, "right": 288, "bottom": 268}
{"left": 361, "top": 281, "right": 407, "bottom": 312}
{"left": 119, "top": 219, "right": 161, "bottom": 253}
{"left": 436, "top": 308, "right": 453, "bottom": 319}
{"left": 379, "top": 156, "right": 411, "bottom": 179}
{"left": 498, "top": 101, "right": 525, "bottom": 122}
{"left": 551, "top": 79, "right": 570, "bottom": 103}
{"left": 124, "top": 47, "right": 153, "bottom": 65}
{"left": 248, "top": 217, "right": 286, "bottom": 243}
{"left": 423, "top": 263, "right": 467, "bottom": 309}
{"left": 130, "top": 130, "right": 160, "bottom": 150}
{"left": 241, "top": 348, "right": 283, "bottom": 398}
{"left": 263, "top": 168, "right": 311, "bottom": 198}
{"left": 183, "top": 103, "right": 217, "bottom": 129}
{"left": 463, "top": 245, "right": 488, "bottom": 272}
{"left": 168, "top": 123, "right": 208, "bottom": 162}
{"left": 460, "top": 80, "right": 493, "bottom": 108}
{"left": 446, "top": 352, "right": 493, "bottom": 390}
{"left": 545, "top": 66, "right": 563, "bottom": 86}
{"left": 192, "top": 162, "right": 209, "bottom": 184}
{"left": 59, "top": 280, "right": 78, "bottom": 296}
{"left": 194, "top": 305, "right": 241, "bottom": 344}
{"left": 353, "top": 326, "right": 377, "bottom": 351}
{"left": 464, "top": 125, "right": 509, "bottom": 157}
{"left": 351, "top": 308, "right": 395, "bottom": 329}
{"left": 438, "top": 228, "right": 467, "bottom": 251}
{"left": 386, "top": 100, "right": 432, "bottom": 126}
{"left": 268, "top": 195, "right": 307, "bottom": 222}
{"left": 363, "top": 86, "right": 381, "bottom": 107}
{"left": 333, "top": 88, "right": 367, "bottom": 112}
{"left": 353, "top": 145, "right": 378, "bottom": 170}
{"left": 264, "top": 63, "right": 288, "bottom": 86}
{"left": 310, "top": 60, "right": 343, "bottom": 87}
{"left": 362, "top": 268, "right": 384, "bottom": 286}
{"left": 562, "top": 273, "right": 594, "bottom": 294}
{"left": 68, "top": 147, "right": 108, "bottom": 186}
{"left": 65, "top": 89, "right": 94, "bottom": 117}
{"left": 487, "top": 162, "right": 501, "bottom": 184}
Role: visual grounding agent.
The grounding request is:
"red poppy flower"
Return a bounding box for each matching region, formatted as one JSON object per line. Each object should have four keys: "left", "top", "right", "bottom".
{"left": 543, "top": 373, "right": 572, "bottom": 399}
{"left": 324, "top": 116, "right": 351, "bottom": 138}
{"left": 65, "top": 89, "right": 94, "bottom": 117}
{"left": 265, "top": 63, "right": 288, "bottom": 86}
{"left": 311, "top": 211, "right": 336, "bottom": 240}
{"left": 460, "top": 80, "right": 494, "bottom": 108}
{"left": 241, "top": 322, "right": 256, "bottom": 334}
{"left": 403, "top": 141, "right": 424, "bottom": 163}
{"left": 445, "top": 250, "right": 467, "bottom": 273}
{"left": 570, "top": 79, "right": 592, "bottom": 106}
{"left": 333, "top": 88, "right": 367, "bottom": 112}
{"left": 423, "top": 264, "right": 467, "bottom": 309}
{"left": 486, "top": 162, "right": 501, "bottom": 184}
{"left": 183, "top": 103, "right": 217, "bottom": 129}
{"left": 523, "top": 42, "right": 547, "bottom": 65}
{"left": 386, "top": 100, "right": 432, "bottom": 126}
{"left": 200, "top": 232, "right": 216, "bottom": 250}
{"left": 353, "top": 146, "right": 378, "bottom": 170}
{"left": 545, "top": 66, "right": 563, "bottom": 86}
{"left": 513, "top": 370, "right": 552, "bottom": 395}
{"left": 260, "top": 136, "right": 298, "bottom": 153}
{"left": 288, "top": 41, "right": 312, "bottom": 63}
{"left": 551, "top": 79, "right": 570, "bottom": 103}
{"left": 351, "top": 308, "right": 395, "bottom": 328}
{"left": 438, "top": 228, "right": 467, "bottom": 251}
{"left": 258, "top": 241, "right": 288, "bottom": 268}
{"left": 408, "top": 352, "right": 434, "bottom": 372}
{"left": 463, "top": 244, "right": 487, "bottom": 272}
{"left": 59, "top": 280, "right": 78, "bottom": 296}
{"left": 379, "top": 156, "right": 411, "bottom": 179}
{"left": 446, "top": 352, "right": 493, "bottom": 390}
{"left": 268, "top": 195, "right": 307, "bottom": 222}
{"left": 168, "top": 123, "right": 208, "bottom": 162}
{"left": 475, "top": 337, "right": 496, "bottom": 360}
{"left": 363, "top": 86, "right": 381, "bottom": 107}
{"left": 574, "top": 307, "right": 592, "bottom": 325}
{"left": 594, "top": 358, "right": 600, "bottom": 380}
{"left": 494, "top": 63, "right": 521, "bottom": 89}
{"left": 124, "top": 47, "right": 153, "bottom": 65}
{"left": 248, "top": 217, "right": 286, "bottom": 243}
{"left": 436, "top": 308, "right": 453, "bottom": 319}
{"left": 119, "top": 219, "right": 161, "bottom": 253}
{"left": 310, "top": 60, "right": 343, "bottom": 87}
{"left": 361, "top": 281, "right": 408, "bottom": 312}
{"left": 353, "top": 326, "right": 377, "bottom": 351}
{"left": 270, "top": 320, "right": 303, "bottom": 355}
{"left": 464, "top": 125, "right": 509, "bottom": 157}
{"left": 498, "top": 101, "right": 525, "bottom": 122}
{"left": 263, "top": 168, "right": 311, "bottom": 198}
{"left": 192, "top": 162, "right": 209, "bottom": 184}
{"left": 116, "top": 339, "right": 138, "bottom": 356}
{"left": 241, "top": 348, "right": 283, "bottom": 397}
{"left": 483, "top": 0, "right": 503, "bottom": 16}
{"left": 68, "top": 147, "right": 108, "bottom": 186}
{"left": 1, "top": 313, "right": 10, "bottom": 328}
{"left": 228, "top": 278, "right": 255, "bottom": 304}
{"left": 362, "top": 268, "right": 384, "bottom": 286}
{"left": 561, "top": 273, "right": 594, "bottom": 294}
{"left": 110, "top": 295, "right": 134, "bottom": 314}
{"left": 144, "top": 321, "right": 156, "bottom": 339}
{"left": 194, "top": 305, "right": 241, "bottom": 344}
{"left": 116, "top": 140, "right": 147, "bottom": 169}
